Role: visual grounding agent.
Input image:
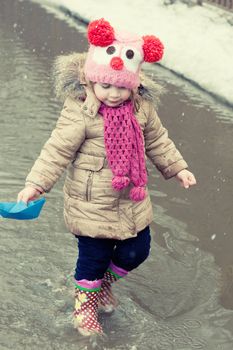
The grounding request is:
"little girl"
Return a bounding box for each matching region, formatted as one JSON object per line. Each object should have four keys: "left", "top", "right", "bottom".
{"left": 17, "top": 18, "right": 196, "bottom": 336}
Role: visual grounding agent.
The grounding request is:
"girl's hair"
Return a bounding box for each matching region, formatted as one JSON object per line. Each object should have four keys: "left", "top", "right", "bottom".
{"left": 131, "top": 88, "right": 143, "bottom": 113}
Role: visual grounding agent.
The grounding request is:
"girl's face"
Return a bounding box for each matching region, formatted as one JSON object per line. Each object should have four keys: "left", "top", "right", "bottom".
{"left": 93, "top": 83, "right": 131, "bottom": 107}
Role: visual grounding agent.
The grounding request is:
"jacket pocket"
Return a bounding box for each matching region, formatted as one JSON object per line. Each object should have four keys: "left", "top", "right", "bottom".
{"left": 67, "top": 153, "right": 106, "bottom": 201}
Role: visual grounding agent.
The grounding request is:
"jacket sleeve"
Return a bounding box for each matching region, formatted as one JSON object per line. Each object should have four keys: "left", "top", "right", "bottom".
{"left": 25, "top": 97, "right": 86, "bottom": 192}
{"left": 143, "top": 102, "right": 188, "bottom": 179}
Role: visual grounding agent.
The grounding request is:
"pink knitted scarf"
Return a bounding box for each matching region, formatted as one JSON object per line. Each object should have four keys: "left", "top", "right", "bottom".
{"left": 99, "top": 101, "right": 147, "bottom": 202}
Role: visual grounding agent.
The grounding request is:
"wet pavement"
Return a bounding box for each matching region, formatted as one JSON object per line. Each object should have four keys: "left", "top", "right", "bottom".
{"left": 0, "top": 0, "right": 233, "bottom": 349}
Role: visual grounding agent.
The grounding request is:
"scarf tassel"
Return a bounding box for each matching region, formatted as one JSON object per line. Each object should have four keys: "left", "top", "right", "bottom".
{"left": 129, "top": 186, "right": 146, "bottom": 202}
{"left": 112, "top": 176, "right": 130, "bottom": 190}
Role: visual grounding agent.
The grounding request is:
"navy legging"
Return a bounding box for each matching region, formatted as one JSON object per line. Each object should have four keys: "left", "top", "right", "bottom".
{"left": 74, "top": 226, "right": 151, "bottom": 280}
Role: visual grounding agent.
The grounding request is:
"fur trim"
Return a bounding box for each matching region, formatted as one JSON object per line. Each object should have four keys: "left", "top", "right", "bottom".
{"left": 139, "top": 72, "right": 165, "bottom": 108}
{"left": 52, "top": 52, "right": 164, "bottom": 107}
{"left": 52, "top": 52, "right": 87, "bottom": 102}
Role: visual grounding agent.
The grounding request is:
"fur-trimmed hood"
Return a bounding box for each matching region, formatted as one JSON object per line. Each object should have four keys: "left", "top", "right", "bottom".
{"left": 52, "top": 52, "right": 163, "bottom": 109}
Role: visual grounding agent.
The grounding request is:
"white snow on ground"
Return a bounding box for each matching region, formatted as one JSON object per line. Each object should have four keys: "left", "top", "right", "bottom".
{"left": 32, "top": 0, "right": 233, "bottom": 106}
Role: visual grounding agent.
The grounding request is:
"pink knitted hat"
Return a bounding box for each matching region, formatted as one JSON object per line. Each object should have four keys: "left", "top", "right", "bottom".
{"left": 84, "top": 18, "right": 164, "bottom": 89}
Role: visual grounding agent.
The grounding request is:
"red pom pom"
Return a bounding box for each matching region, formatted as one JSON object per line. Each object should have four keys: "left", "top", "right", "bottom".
{"left": 110, "top": 57, "right": 124, "bottom": 70}
{"left": 142, "top": 35, "right": 164, "bottom": 63}
{"left": 87, "top": 18, "right": 115, "bottom": 47}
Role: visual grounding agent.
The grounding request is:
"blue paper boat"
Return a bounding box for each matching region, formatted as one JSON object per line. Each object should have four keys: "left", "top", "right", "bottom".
{"left": 0, "top": 198, "right": 46, "bottom": 220}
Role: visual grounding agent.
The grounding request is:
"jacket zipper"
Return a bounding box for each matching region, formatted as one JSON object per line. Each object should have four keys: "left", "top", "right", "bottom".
{"left": 86, "top": 171, "right": 93, "bottom": 201}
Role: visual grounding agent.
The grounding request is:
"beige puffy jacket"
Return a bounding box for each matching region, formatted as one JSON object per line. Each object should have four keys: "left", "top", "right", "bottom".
{"left": 25, "top": 53, "right": 188, "bottom": 240}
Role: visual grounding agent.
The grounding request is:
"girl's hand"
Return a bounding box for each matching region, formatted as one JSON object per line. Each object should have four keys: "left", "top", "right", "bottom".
{"left": 175, "top": 169, "right": 197, "bottom": 189}
{"left": 17, "top": 186, "right": 42, "bottom": 204}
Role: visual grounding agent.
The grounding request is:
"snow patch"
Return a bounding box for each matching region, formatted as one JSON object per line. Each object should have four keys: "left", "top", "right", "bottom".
{"left": 31, "top": 0, "right": 233, "bottom": 106}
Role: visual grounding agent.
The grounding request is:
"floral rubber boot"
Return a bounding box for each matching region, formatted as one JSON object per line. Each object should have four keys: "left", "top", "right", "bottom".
{"left": 99, "top": 261, "right": 128, "bottom": 314}
{"left": 73, "top": 279, "right": 103, "bottom": 336}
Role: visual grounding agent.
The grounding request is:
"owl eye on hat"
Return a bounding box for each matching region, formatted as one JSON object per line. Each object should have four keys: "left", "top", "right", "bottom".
{"left": 84, "top": 18, "right": 164, "bottom": 89}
